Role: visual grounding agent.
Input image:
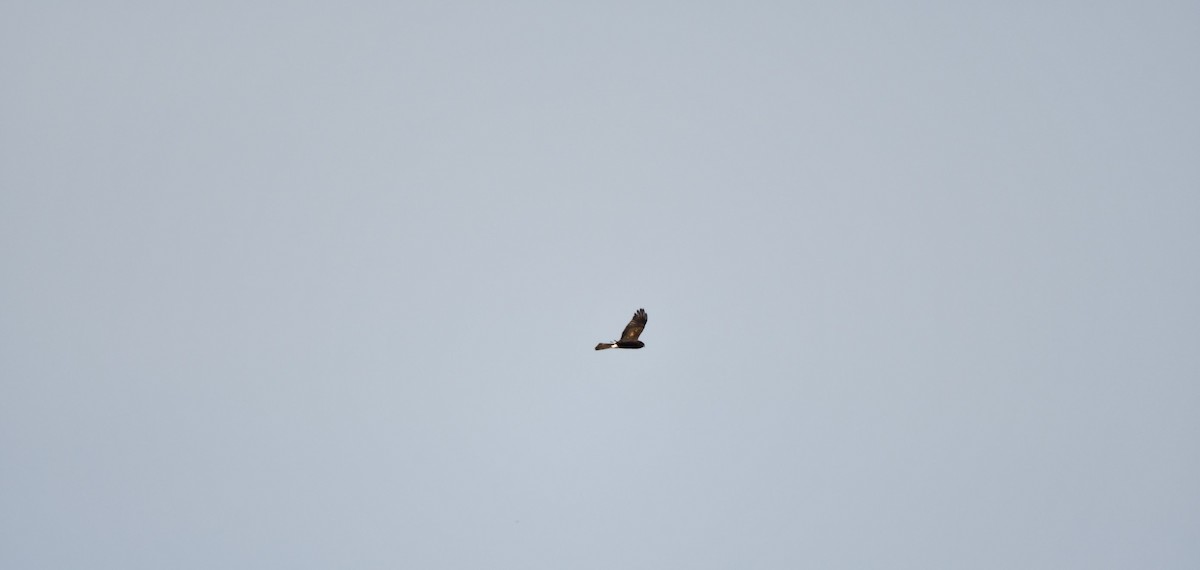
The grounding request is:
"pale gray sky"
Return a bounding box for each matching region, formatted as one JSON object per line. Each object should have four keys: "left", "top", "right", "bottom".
{"left": 3, "top": 2, "right": 1198, "bottom": 568}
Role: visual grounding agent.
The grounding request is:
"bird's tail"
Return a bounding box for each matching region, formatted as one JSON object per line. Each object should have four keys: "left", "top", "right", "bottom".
{"left": 595, "top": 343, "right": 615, "bottom": 350}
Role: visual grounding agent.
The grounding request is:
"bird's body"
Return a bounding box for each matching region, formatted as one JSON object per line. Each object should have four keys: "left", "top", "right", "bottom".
{"left": 595, "top": 308, "right": 648, "bottom": 350}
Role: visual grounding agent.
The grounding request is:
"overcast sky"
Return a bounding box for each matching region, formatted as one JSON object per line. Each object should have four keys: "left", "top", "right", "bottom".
{"left": 3, "top": 2, "right": 1198, "bottom": 568}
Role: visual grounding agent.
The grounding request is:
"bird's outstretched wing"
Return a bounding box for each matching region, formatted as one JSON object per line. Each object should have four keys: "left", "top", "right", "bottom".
{"left": 619, "top": 308, "right": 648, "bottom": 342}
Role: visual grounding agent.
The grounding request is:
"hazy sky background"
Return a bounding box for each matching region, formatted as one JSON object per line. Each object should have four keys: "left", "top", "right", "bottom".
{"left": 3, "top": 2, "right": 1198, "bottom": 568}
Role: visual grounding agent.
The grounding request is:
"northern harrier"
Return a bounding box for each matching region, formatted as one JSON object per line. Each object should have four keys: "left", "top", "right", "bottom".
{"left": 595, "top": 308, "right": 648, "bottom": 350}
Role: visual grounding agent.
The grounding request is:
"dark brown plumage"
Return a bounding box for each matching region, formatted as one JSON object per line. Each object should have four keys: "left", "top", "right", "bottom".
{"left": 595, "top": 308, "right": 648, "bottom": 350}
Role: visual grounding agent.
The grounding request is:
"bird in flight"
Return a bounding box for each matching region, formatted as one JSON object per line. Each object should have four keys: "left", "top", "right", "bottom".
{"left": 595, "top": 308, "right": 648, "bottom": 350}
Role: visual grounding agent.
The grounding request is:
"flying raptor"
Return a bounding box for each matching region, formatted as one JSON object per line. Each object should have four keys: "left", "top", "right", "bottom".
{"left": 595, "top": 308, "right": 648, "bottom": 350}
